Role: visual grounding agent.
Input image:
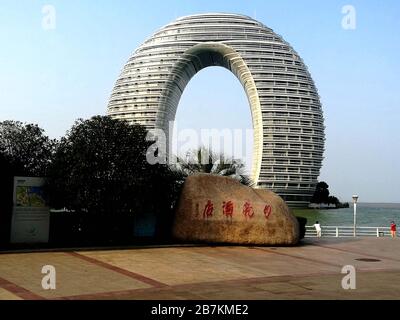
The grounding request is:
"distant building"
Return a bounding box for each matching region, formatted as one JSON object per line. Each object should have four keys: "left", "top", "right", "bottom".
{"left": 107, "top": 13, "right": 325, "bottom": 207}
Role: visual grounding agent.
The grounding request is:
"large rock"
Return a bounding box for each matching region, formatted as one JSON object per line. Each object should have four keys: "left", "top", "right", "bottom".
{"left": 173, "top": 174, "right": 300, "bottom": 246}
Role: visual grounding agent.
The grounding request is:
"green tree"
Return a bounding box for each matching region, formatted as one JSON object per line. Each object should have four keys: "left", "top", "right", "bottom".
{"left": 311, "top": 181, "right": 330, "bottom": 204}
{"left": 0, "top": 120, "right": 56, "bottom": 177}
{"left": 327, "top": 196, "right": 340, "bottom": 206}
{"left": 45, "top": 116, "right": 183, "bottom": 242}
{"left": 174, "top": 147, "right": 253, "bottom": 186}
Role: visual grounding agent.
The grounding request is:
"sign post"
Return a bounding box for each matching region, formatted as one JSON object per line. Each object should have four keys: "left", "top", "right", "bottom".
{"left": 10, "top": 177, "right": 50, "bottom": 244}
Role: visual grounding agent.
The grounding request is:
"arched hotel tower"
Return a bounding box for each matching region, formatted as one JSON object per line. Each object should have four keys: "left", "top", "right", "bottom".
{"left": 107, "top": 13, "right": 325, "bottom": 207}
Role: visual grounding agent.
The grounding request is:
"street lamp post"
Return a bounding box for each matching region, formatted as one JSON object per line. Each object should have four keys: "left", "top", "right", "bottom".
{"left": 352, "top": 195, "right": 359, "bottom": 237}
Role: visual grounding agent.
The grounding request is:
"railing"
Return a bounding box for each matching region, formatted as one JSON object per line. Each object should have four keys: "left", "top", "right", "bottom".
{"left": 305, "top": 226, "right": 393, "bottom": 238}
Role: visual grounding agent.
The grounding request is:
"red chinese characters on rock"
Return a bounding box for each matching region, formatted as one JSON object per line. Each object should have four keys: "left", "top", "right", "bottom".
{"left": 203, "top": 200, "right": 214, "bottom": 219}
{"left": 200, "top": 200, "right": 271, "bottom": 221}
{"left": 264, "top": 204, "right": 272, "bottom": 220}
{"left": 242, "top": 201, "right": 255, "bottom": 219}
{"left": 222, "top": 201, "right": 234, "bottom": 220}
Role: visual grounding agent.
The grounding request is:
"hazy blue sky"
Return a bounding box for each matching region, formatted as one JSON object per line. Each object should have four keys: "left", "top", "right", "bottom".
{"left": 1, "top": 0, "right": 399, "bottom": 203}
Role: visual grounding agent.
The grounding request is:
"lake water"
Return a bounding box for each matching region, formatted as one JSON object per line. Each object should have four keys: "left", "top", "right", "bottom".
{"left": 293, "top": 203, "right": 400, "bottom": 227}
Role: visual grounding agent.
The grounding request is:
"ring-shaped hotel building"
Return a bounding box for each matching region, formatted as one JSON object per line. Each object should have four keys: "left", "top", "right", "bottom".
{"left": 107, "top": 13, "right": 325, "bottom": 207}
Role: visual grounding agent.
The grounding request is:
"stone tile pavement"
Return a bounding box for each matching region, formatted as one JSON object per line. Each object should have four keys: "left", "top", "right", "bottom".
{"left": 0, "top": 238, "right": 399, "bottom": 300}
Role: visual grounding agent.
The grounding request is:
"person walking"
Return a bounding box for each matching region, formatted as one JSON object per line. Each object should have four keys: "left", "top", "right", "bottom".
{"left": 313, "top": 221, "right": 322, "bottom": 238}
{"left": 390, "top": 221, "right": 397, "bottom": 238}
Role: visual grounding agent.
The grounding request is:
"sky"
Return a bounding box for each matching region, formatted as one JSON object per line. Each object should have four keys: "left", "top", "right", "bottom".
{"left": 0, "top": 0, "right": 399, "bottom": 203}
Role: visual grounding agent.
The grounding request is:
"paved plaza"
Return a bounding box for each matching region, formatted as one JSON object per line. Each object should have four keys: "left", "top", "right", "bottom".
{"left": 0, "top": 238, "right": 399, "bottom": 300}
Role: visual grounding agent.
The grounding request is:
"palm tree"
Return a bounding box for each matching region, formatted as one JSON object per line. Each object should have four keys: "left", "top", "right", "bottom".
{"left": 173, "top": 147, "right": 254, "bottom": 187}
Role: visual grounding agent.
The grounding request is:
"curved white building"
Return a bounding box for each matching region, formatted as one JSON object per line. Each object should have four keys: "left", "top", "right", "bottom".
{"left": 107, "top": 13, "right": 325, "bottom": 207}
